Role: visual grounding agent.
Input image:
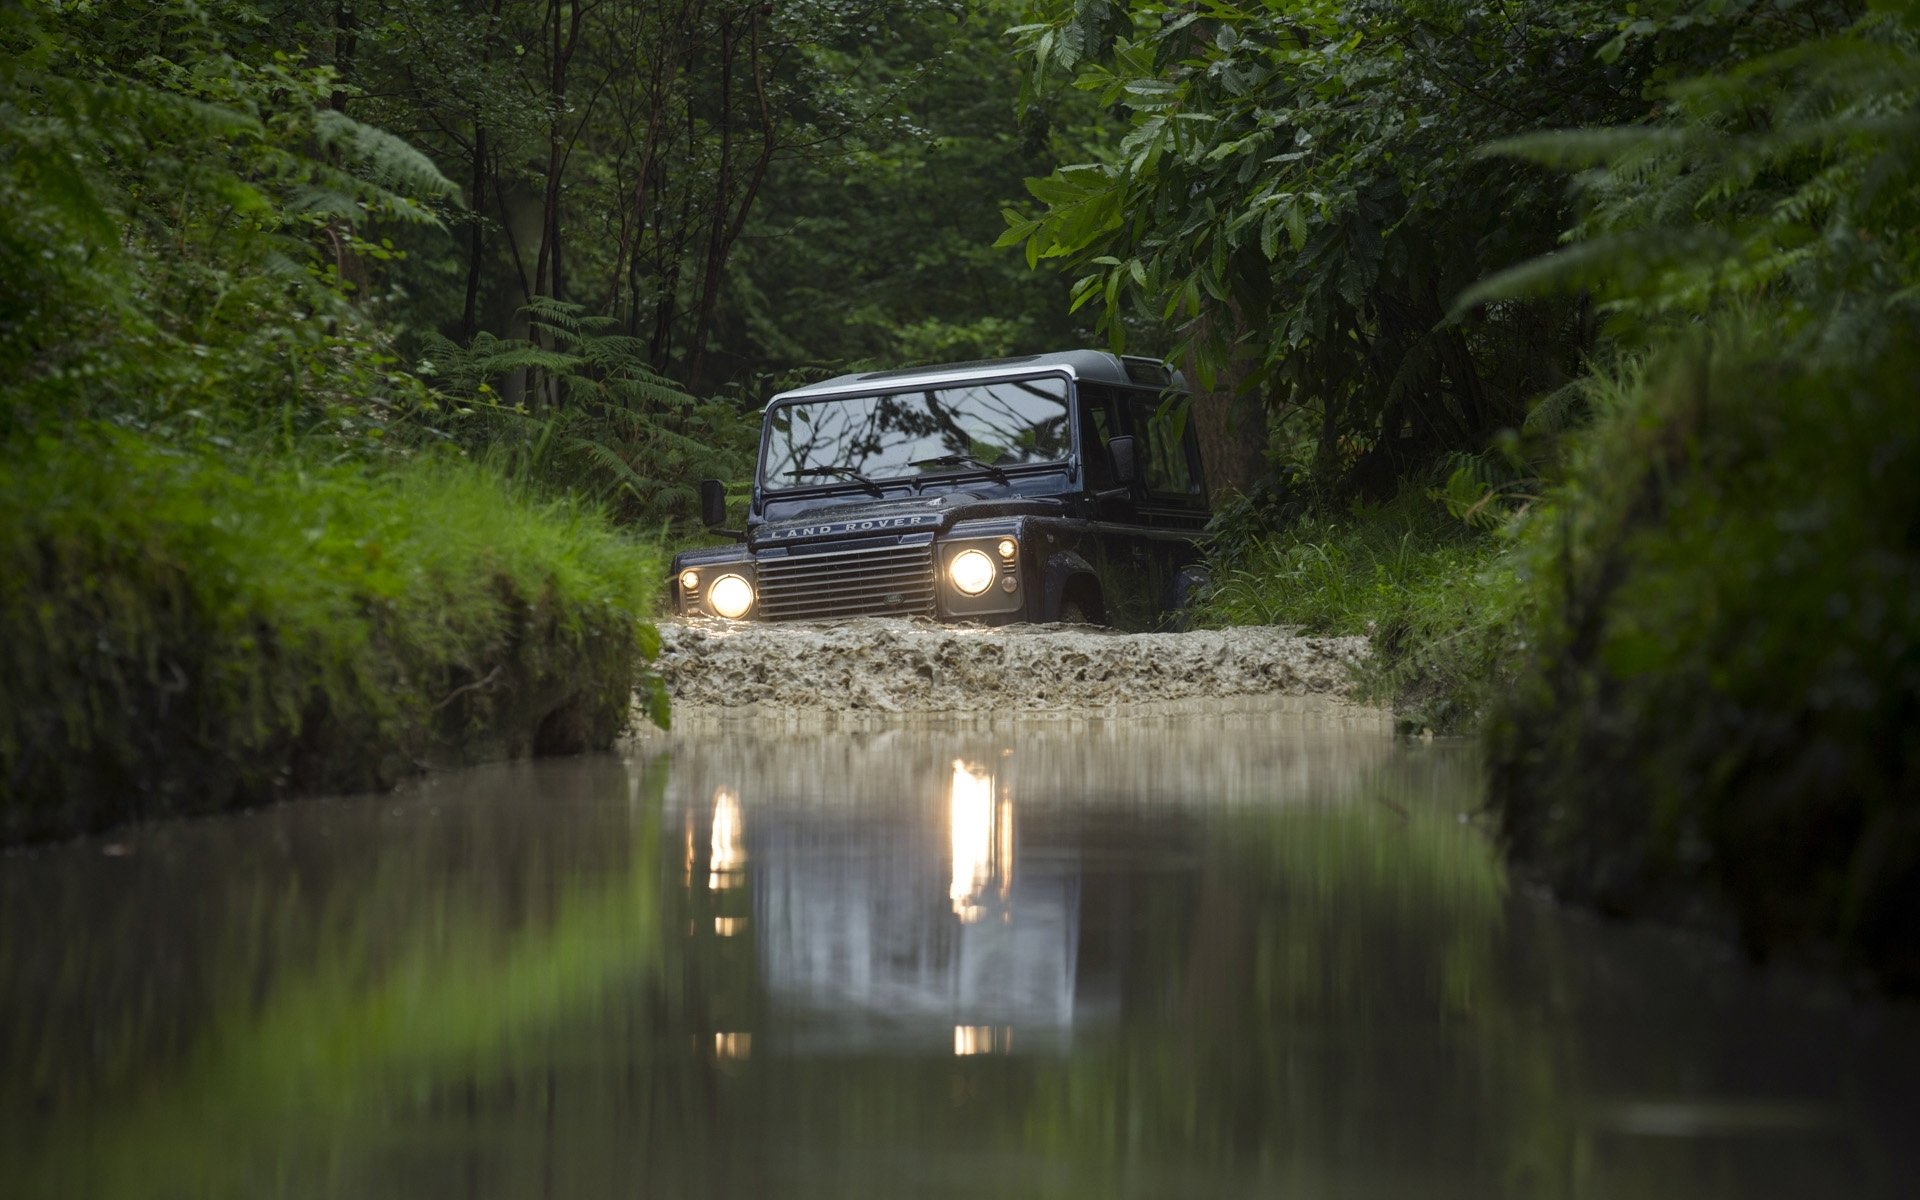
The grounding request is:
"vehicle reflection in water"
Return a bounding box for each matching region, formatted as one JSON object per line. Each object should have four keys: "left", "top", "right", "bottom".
{"left": 2, "top": 713, "right": 1918, "bottom": 1199}
{"left": 680, "top": 743, "right": 1081, "bottom": 1057}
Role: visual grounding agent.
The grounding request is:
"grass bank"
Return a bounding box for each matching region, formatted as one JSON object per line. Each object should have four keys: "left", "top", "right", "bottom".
{"left": 1202, "top": 322, "right": 1919, "bottom": 995}
{"left": 0, "top": 426, "right": 666, "bottom": 843}
{"left": 1200, "top": 491, "right": 1521, "bottom": 732}
{"left": 1485, "top": 325, "right": 1920, "bottom": 994}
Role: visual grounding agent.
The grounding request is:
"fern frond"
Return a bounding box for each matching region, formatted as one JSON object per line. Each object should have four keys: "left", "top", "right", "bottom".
{"left": 566, "top": 438, "right": 651, "bottom": 499}
{"left": 1450, "top": 229, "right": 1737, "bottom": 317}
{"left": 287, "top": 183, "right": 362, "bottom": 222}
{"left": 1522, "top": 379, "right": 1593, "bottom": 435}
{"left": 313, "top": 109, "right": 459, "bottom": 205}
{"left": 462, "top": 346, "right": 581, "bottom": 376}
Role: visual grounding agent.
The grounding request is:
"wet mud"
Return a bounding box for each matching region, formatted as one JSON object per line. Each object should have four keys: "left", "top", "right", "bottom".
{"left": 647, "top": 617, "right": 1377, "bottom": 726}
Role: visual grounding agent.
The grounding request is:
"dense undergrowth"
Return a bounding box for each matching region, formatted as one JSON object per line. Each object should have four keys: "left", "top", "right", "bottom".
{"left": 1174, "top": 0, "right": 1920, "bottom": 993}
{"left": 1200, "top": 493, "right": 1520, "bottom": 733}
{"left": 0, "top": 429, "right": 666, "bottom": 842}
{"left": 0, "top": 2, "right": 678, "bottom": 841}
{"left": 1206, "top": 320, "right": 1920, "bottom": 992}
{"left": 1486, "top": 323, "right": 1920, "bottom": 990}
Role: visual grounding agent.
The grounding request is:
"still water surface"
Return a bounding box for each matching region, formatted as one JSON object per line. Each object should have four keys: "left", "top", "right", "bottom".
{"left": 2, "top": 712, "right": 1916, "bottom": 1198}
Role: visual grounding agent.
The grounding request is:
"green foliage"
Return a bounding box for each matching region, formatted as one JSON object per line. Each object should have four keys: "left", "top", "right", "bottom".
{"left": 0, "top": 0, "right": 680, "bottom": 842}
{"left": 1462, "top": 6, "right": 1920, "bottom": 331}
{"left": 315, "top": 0, "right": 1051, "bottom": 394}
{"left": 0, "top": 427, "right": 666, "bottom": 842}
{"left": 1201, "top": 492, "right": 1522, "bottom": 731}
{"left": 0, "top": 0, "right": 455, "bottom": 441}
{"left": 1486, "top": 320, "right": 1920, "bottom": 989}
{"left": 1470, "top": 4, "right": 1920, "bottom": 988}
{"left": 1001, "top": 0, "right": 1702, "bottom": 485}
{"left": 714, "top": 1, "right": 1106, "bottom": 380}
{"left": 420, "top": 299, "right": 758, "bottom": 526}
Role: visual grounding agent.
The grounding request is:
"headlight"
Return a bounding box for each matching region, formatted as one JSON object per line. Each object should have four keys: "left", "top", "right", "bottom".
{"left": 708, "top": 574, "right": 755, "bottom": 619}
{"left": 679, "top": 569, "right": 700, "bottom": 592}
{"left": 996, "top": 538, "right": 1018, "bottom": 561}
{"left": 947, "top": 549, "right": 996, "bottom": 596}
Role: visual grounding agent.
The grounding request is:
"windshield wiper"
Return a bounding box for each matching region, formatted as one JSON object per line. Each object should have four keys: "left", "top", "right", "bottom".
{"left": 788, "top": 465, "right": 884, "bottom": 495}
{"left": 910, "top": 453, "right": 1009, "bottom": 482}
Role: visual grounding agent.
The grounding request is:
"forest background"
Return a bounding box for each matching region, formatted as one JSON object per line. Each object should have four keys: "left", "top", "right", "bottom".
{"left": 2, "top": 0, "right": 1916, "bottom": 990}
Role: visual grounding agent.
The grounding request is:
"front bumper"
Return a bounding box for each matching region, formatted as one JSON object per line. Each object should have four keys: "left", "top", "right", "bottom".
{"left": 672, "top": 532, "right": 1025, "bottom": 623}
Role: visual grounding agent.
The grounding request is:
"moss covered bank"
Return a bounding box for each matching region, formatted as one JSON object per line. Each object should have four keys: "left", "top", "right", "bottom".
{"left": 1484, "top": 329, "right": 1920, "bottom": 995}
{"left": 0, "top": 428, "right": 665, "bottom": 843}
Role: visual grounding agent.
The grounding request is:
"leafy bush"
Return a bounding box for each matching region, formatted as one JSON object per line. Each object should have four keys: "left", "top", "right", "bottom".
{"left": 998, "top": 0, "right": 1828, "bottom": 491}
{"left": 1486, "top": 321, "right": 1920, "bottom": 989}
{"left": 0, "top": 4, "right": 681, "bottom": 845}
{"left": 0, "top": 0, "right": 454, "bottom": 443}
{"left": 419, "top": 299, "right": 759, "bottom": 528}
{"left": 1463, "top": 0, "right": 1920, "bottom": 989}
{"left": 0, "top": 428, "right": 667, "bottom": 842}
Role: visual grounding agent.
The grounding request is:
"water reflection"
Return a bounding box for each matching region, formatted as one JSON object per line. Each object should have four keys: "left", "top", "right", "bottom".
{"left": 697, "top": 742, "right": 1081, "bottom": 1057}
{"left": 953, "top": 1025, "right": 1011, "bottom": 1056}
{"left": 1, "top": 719, "right": 1916, "bottom": 1200}
{"left": 948, "top": 757, "right": 1007, "bottom": 922}
{"left": 708, "top": 785, "right": 744, "bottom": 890}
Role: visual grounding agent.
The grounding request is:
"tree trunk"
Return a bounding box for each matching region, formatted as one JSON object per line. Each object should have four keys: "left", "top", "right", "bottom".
{"left": 1186, "top": 309, "right": 1267, "bottom": 501}
{"left": 460, "top": 122, "right": 488, "bottom": 340}
{"left": 622, "top": 5, "right": 686, "bottom": 336}
{"left": 533, "top": 0, "right": 584, "bottom": 313}
{"left": 682, "top": 11, "right": 734, "bottom": 393}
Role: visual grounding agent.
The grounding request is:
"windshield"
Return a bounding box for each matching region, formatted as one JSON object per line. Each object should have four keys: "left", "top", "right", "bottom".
{"left": 763, "top": 376, "right": 1071, "bottom": 488}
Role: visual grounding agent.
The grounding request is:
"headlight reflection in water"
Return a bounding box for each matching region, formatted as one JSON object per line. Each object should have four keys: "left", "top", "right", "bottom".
{"left": 709, "top": 787, "right": 743, "bottom": 891}
{"left": 948, "top": 758, "right": 1013, "bottom": 922}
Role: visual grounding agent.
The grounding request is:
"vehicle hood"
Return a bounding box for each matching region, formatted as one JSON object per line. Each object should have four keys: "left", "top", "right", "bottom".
{"left": 749, "top": 491, "right": 1054, "bottom": 548}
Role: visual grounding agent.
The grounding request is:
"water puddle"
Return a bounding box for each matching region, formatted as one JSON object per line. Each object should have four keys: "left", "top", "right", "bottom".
{"left": 1, "top": 717, "right": 1914, "bottom": 1197}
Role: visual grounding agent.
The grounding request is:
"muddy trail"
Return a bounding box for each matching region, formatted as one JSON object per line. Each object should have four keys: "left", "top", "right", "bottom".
{"left": 648, "top": 618, "right": 1377, "bottom": 727}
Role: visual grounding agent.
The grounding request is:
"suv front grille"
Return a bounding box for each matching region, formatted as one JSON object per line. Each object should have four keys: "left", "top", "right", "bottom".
{"left": 756, "top": 540, "right": 937, "bottom": 622}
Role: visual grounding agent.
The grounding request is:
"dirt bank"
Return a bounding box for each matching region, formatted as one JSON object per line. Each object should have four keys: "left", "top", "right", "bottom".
{"left": 649, "top": 618, "right": 1377, "bottom": 726}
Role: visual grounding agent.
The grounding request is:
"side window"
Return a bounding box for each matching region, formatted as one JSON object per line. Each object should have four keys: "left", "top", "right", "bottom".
{"left": 1128, "top": 398, "right": 1199, "bottom": 499}
{"left": 1078, "top": 388, "right": 1117, "bottom": 489}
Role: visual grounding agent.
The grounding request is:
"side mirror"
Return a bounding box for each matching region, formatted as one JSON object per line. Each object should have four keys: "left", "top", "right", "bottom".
{"left": 698, "top": 478, "right": 727, "bottom": 528}
{"left": 1106, "top": 436, "right": 1139, "bottom": 487}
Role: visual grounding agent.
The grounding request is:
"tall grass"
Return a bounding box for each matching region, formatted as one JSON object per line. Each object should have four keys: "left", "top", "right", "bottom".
{"left": 1201, "top": 492, "right": 1521, "bottom": 730}
{"left": 0, "top": 426, "right": 666, "bottom": 841}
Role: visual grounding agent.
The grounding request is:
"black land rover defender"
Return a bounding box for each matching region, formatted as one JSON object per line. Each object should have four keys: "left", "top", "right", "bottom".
{"left": 670, "top": 350, "right": 1209, "bottom": 629}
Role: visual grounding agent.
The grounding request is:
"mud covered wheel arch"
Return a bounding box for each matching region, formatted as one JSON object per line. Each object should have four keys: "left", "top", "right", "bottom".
{"left": 1043, "top": 550, "right": 1108, "bottom": 625}
{"left": 1055, "top": 576, "right": 1106, "bottom": 626}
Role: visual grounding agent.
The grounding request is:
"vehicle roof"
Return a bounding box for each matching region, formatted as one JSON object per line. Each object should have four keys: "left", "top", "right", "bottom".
{"left": 769, "top": 349, "right": 1186, "bottom": 405}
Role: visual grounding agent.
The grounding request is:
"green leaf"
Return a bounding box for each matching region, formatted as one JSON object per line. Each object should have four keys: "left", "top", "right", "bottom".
{"left": 1448, "top": 229, "right": 1738, "bottom": 318}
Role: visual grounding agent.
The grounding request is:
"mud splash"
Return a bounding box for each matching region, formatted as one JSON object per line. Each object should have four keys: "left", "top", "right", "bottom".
{"left": 648, "top": 617, "right": 1378, "bottom": 727}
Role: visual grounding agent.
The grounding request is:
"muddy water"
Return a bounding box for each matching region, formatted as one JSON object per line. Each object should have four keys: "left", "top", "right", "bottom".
{"left": 2, "top": 712, "right": 1916, "bottom": 1199}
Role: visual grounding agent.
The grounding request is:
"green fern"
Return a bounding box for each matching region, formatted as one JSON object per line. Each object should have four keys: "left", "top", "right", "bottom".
{"left": 312, "top": 109, "right": 459, "bottom": 214}
{"left": 419, "top": 300, "right": 757, "bottom": 527}
{"left": 1466, "top": 12, "right": 1920, "bottom": 327}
